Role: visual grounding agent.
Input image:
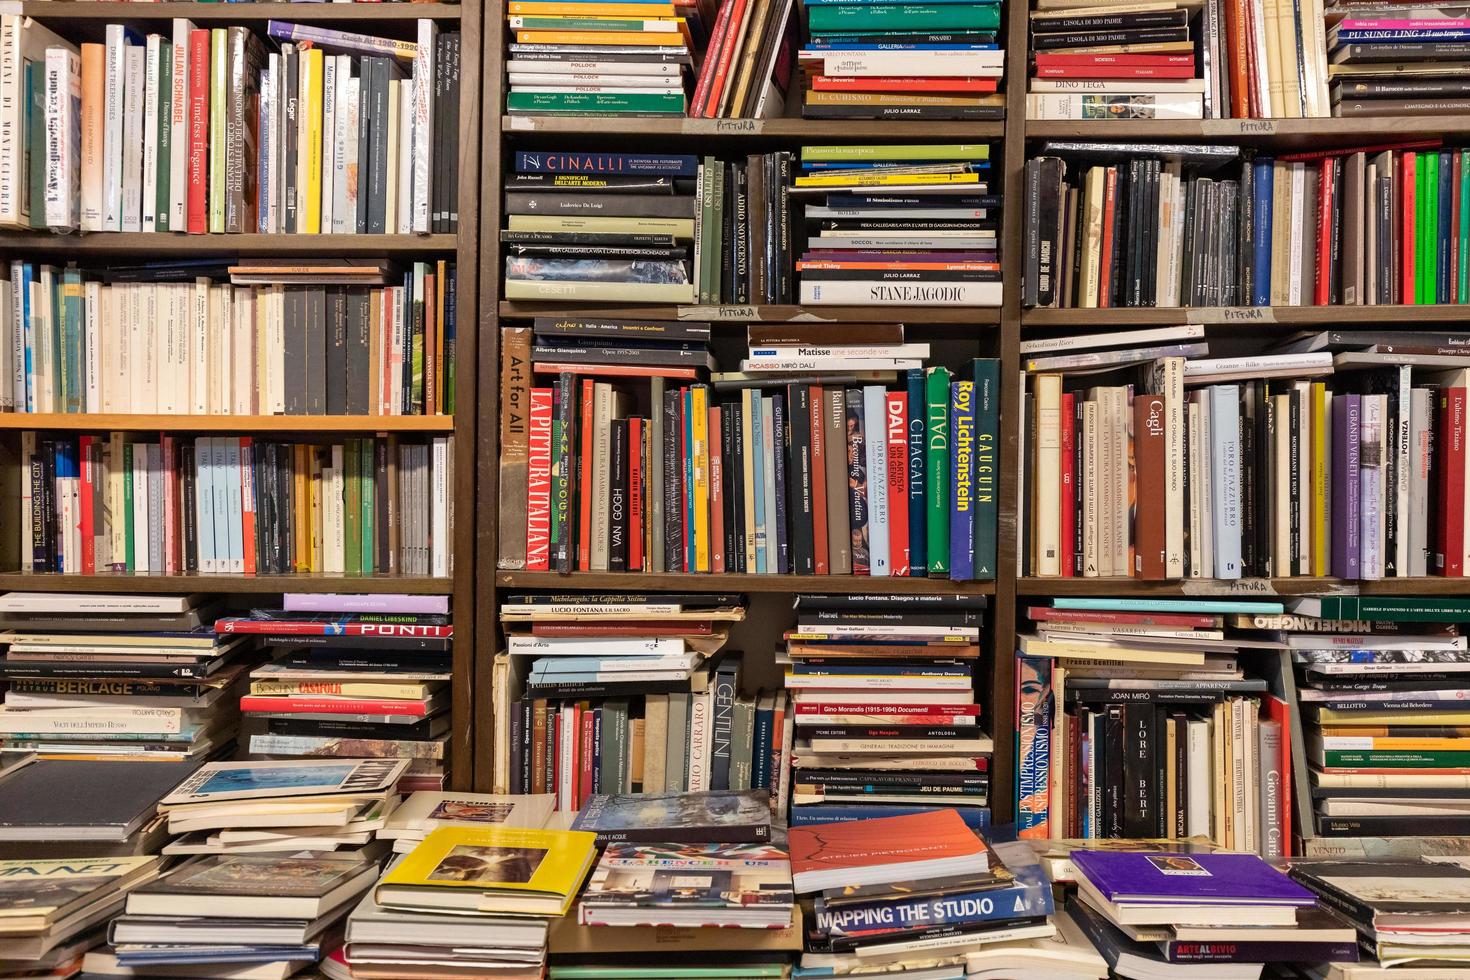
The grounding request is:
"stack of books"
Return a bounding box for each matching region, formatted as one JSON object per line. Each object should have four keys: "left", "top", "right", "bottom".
{"left": 797, "top": 4, "right": 1004, "bottom": 120}
{"left": 1292, "top": 860, "right": 1470, "bottom": 972}
{"left": 0, "top": 592, "right": 247, "bottom": 763}
{"left": 1014, "top": 597, "right": 1293, "bottom": 860}
{"left": 225, "top": 594, "right": 453, "bottom": 791}
{"left": 151, "top": 758, "right": 407, "bottom": 858}
{"left": 962, "top": 903, "right": 1108, "bottom": 980}
{"left": 16, "top": 433, "right": 454, "bottom": 577}
{"left": 1027, "top": 2, "right": 1205, "bottom": 120}
{"left": 793, "top": 811, "right": 1055, "bottom": 967}
{"left": 494, "top": 594, "right": 772, "bottom": 809}
{"left": 1, "top": 259, "right": 455, "bottom": 417}
{"left": 0, "top": 856, "right": 163, "bottom": 973}
{"left": 794, "top": 144, "right": 1002, "bottom": 307}
{"left": 787, "top": 594, "right": 991, "bottom": 819}
{"left": 0, "top": 758, "right": 197, "bottom": 858}
{"left": 100, "top": 849, "right": 383, "bottom": 977}
{"left": 340, "top": 794, "right": 557, "bottom": 976}
{"left": 1282, "top": 594, "right": 1470, "bottom": 848}
{"left": 0, "top": 17, "right": 458, "bottom": 235}
{"left": 1328, "top": 9, "right": 1470, "bottom": 117}
{"left": 504, "top": 0, "right": 701, "bottom": 117}
{"left": 1067, "top": 850, "right": 1331, "bottom": 980}
{"left": 524, "top": 313, "right": 714, "bottom": 384}
{"left": 690, "top": 0, "right": 797, "bottom": 118}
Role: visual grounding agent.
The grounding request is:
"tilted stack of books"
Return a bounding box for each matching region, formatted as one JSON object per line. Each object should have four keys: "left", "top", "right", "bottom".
{"left": 1027, "top": 2, "right": 1205, "bottom": 120}
{"left": 504, "top": 0, "right": 707, "bottom": 117}
{"left": 1284, "top": 594, "right": 1470, "bottom": 851}
{"left": 793, "top": 144, "right": 1002, "bottom": 307}
{"left": 0, "top": 592, "right": 248, "bottom": 764}
{"left": 690, "top": 0, "right": 798, "bottom": 118}
{"left": 0, "top": 259, "right": 455, "bottom": 417}
{"left": 225, "top": 594, "right": 453, "bottom": 792}
{"left": 793, "top": 810, "right": 1056, "bottom": 970}
{"left": 797, "top": 0, "right": 1004, "bottom": 120}
{"left": 1328, "top": 7, "right": 1470, "bottom": 117}
{"left": 0, "top": 17, "right": 459, "bottom": 235}
{"left": 0, "top": 855, "right": 163, "bottom": 976}
{"left": 1015, "top": 597, "right": 1293, "bottom": 861}
{"left": 787, "top": 595, "right": 991, "bottom": 820}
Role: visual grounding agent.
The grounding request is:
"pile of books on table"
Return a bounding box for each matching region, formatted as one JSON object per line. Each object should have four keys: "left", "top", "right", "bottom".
{"left": 1027, "top": 2, "right": 1205, "bottom": 120}
{"left": 792, "top": 809, "right": 1055, "bottom": 977}
{"left": 1328, "top": 8, "right": 1470, "bottom": 117}
{"left": 794, "top": 144, "right": 1002, "bottom": 307}
{"left": 0, "top": 855, "right": 162, "bottom": 976}
{"left": 222, "top": 594, "right": 453, "bottom": 791}
{"left": 494, "top": 594, "right": 775, "bottom": 809}
{"left": 1014, "top": 597, "right": 1293, "bottom": 859}
{"left": 1068, "top": 849, "right": 1345, "bottom": 979}
{"left": 0, "top": 592, "right": 247, "bottom": 764}
{"left": 788, "top": 594, "right": 990, "bottom": 822}
{"left": 1282, "top": 594, "right": 1470, "bottom": 852}
{"left": 797, "top": 2, "right": 1004, "bottom": 119}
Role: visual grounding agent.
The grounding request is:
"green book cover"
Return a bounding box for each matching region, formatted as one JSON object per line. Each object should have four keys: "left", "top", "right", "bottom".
{"left": 360, "top": 438, "right": 374, "bottom": 574}
{"left": 1428, "top": 151, "right": 1441, "bottom": 304}
{"left": 123, "top": 442, "right": 135, "bottom": 572}
{"left": 925, "top": 365, "right": 951, "bottom": 576}
{"left": 971, "top": 357, "right": 999, "bottom": 580}
{"left": 699, "top": 157, "right": 716, "bottom": 304}
{"left": 505, "top": 91, "right": 686, "bottom": 115}
{"left": 1417, "top": 155, "right": 1430, "bottom": 305}
{"left": 1461, "top": 149, "right": 1469, "bottom": 303}
{"left": 710, "top": 163, "right": 725, "bottom": 303}
{"left": 1318, "top": 750, "right": 1470, "bottom": 768}
{"left": 600, "top": 699, "right": 627, "bottom": 793}
{"left": 25, "top": 60, "right": 44, "bottom": 229}
{"left": 1290, "top": 595, "right": 1470, "bottom": 622}
{"left": 208, "top": 29, "right": 228, "bottom": 233}
{"left": 802, "top": 143, "right": 990, "bottom": 163}
{"left": 344, "top": 438, "right": 361, "bottom": 575}
{"left": 156, "top": 42, "right": 172, "bottom": 233}
{"left": 60, "top": 270, "right": 83, "bottom": 413}
{"left": 807, "top": 3, "right": 1001, "bottom": 32}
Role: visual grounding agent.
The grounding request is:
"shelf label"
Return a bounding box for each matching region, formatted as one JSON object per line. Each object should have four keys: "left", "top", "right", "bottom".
{"left": 712, "top": 119, "right": 759, "bottom": 134}
{"left": 679, "top": 305, "right": 761, "bottom": 320}
{"left": 1202, "top": 119, "right": 1277, "bottom": 137}
{"left": 1188, "top": 307, "right": 1278, "bottom": 324}
{"left": 507, "top": 116, "right": 535, "bottom": 131}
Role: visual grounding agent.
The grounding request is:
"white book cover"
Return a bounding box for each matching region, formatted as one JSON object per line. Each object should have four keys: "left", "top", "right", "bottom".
{"left": 319, "top": 54, "right": 337, "bottom": 234}
{"left": 211, "top": 283, "right": 230, "bottom": 413}
{"left": 211, "top": 436, "right": 232, "bottom": 573}
{"left": 799, "top": 280, "right": 1002, "bottom": 307}
{"left": 388, "top": 285, "right": 405, "bottom": 416}
{"left": 125, "top": 282, "right": 143, "bottom": 412}
{"left": 412, "top": 19, "right": 436, "bottom": 234}
{"left": 1410, "top": 387, "right": 1432, "bottom": 577}
{"left": 0, "top": 15, "right": 75, "bottom": 228}
{"left": 43, "top": 47, "right": 80, "bottom": 232}
{"left": 141, "top": 33, "right": 160, "bottom": 232}
{"left": 340, "top": 73, "right": 360, "bottom": 233}
{"left": 232, "top": 289, "right": 253, "bottom": 415}
{"left": 808, "top": 48, "right": 1003, "bottom": 77}
{"left": 8, "top": 262, "right": 23, "bottom": 411}
{"left": 120, "top": 44, "right": 144, "bottom": 232}
{"left": 83, "top": 280, "right": 100, "bottom": 413}
{"left": 1034, "top": 374, "right": 1061, "bottom": 577}
{"left": 130, "top": 441, "right": 150, "bottom": 572}
{"left": 396, "top": 78, "right": 413, "bottom": 235}
{"left": 1026, "top": 93, "right": 1202, "bottom": 120}
{"left": 327, "top": 446, "right": 344, "bottom": 573}
{"left": 685, "top": 688, "right": 712, "bottom": 793}
{"left": 1194, "top": 390, "right": 1214, "bottom": 577}
{"left": 191, "top": 277, "right": 209, "bottom": 414}
{"left": 141, "top": 283, "right": 160, "bottom": 413}
{"left": 330, "top": 58, "right": 351, "bottom": 233}
{"left": 1208, "top": 385, "right": 1242, "bottom": 579}
{"left": 169, "top": 18, "right": 191, "bottom": 230}
{"left": 194, "top": 436, "right": 216, "bottom": 572}
{"left": 431, "top": 436, "right": 449, "bottom": 576}
{"left": 863, "top": 384, "right": 890, "bottom": 577}
{"left": 34, "top": 269, "right": 53, "bottom": 413}
{"left": 1394, "top": 365, "right": 1412, "bottom": 576}
{"left": 384, "top": 77, "right": 399, "bottom": 233}
{"left": 267, "top": 285, "right": 286, "bottom": 414}
{"left": 171, "top": 283, "right": 191, "bottom": 412}
{"left": 224, "top": 436, "right": 244, "bottom": 573}
{"left": 101, "top": 25, "right": 126, "bottom": 231}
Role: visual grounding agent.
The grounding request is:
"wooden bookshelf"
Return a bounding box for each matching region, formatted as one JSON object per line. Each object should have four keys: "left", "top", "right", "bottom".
{"left": 0, "top": 0, "right": 482, "bottom": 790}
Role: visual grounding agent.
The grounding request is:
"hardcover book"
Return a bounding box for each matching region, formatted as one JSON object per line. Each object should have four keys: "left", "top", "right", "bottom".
{"left": 570, "top": 789, "right": 772, "bottom": 844}
{"left": 1069, "top": 850, "right": 1317, "bottom": 906}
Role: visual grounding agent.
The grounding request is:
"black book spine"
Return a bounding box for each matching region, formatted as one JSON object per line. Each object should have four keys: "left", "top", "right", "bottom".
{"left": 1166, "top": 940, "right": 1362, "bottom": 963}
{"left": 1255, "top": 381, "right": 1273, "bottom": 577}
{"left": 1152, "top": 707, "right": 1169, "bottom": 837}
{"left": 346, "top": 289, "right": 371, "bottom": 415}
{"left": 721, "top": 163, "right": 736, "bottom": 303}
{"left": 27, "top": 448, "right": 43, "bottom": 572}
{"left": 283, "top": 289, "right": 305, "bottom": 415}
{"left": 432, "top": 32, "right": 447, "bottom": 235}
{"left": 367, "top": 58, "right": 392, "bottom": 234}
{"left": 1024, "top": 158, "right": 1041, "bottom": 307}
{"left": 326, "top": 287, "right": 348, "bottom": 415}
{"left": 446, "top": 32, "right": 461, "bottom": 232}
{"left": 1288, "top": 386, "right": 1302, "bottom": 574}
{"left": 776, "top": 152, "right": 793, "bottom": 303}
{"left": 844, "top": 387, "right": 869, "bottom": 576}
{"left": 1104, "top": 705, "right": 1125, "bottom": 837}
{"left": 1127, "top": 158, "right": 1143, "bottom": 307}
{"left": 179, "top": 442, "right": 198, "bottom": 573}
{"left": 1174, "top": 712, "right": 1189, "bottom": 837}
{"left": 42, "top": 441, "right": 57, "bottom": 572}
{"left": 1238, "top": 159, "right": 1254, "bottom": 307}
{"left": 1109, "top": 165, "right": 1127, "bottom": 307}
{"left": 1123, "top": 703, "right": 1155, "bottom": 837}
{"left": 306, "top": 288, "right": 327, "bottom": 415}
{"left": 283, "top": 46, "right": 299, "bottom": 233}
{"left": 1144, "top": 159, "right": 1161, "bottom": 306}
{"left": 1180, "top": 176, "right": 1197, "bottom": 305}
{"left": 1331, "top": 156, "right": 1345, "bottom": 304}
{"left": 356, "top": 60, "right": 372, "bottom": 234}
{"left": 520, "top": 699, "right": 534, "bottom": 794}
{"left": 1073, "top": 394, "right": 1085, "bottom": 575}
{"left": 609, "top": 418, "right": 628, "bottom": 573}
{"left": 772, "top": 391, "right": 790, "bottom": 575}
{"left": 734, "top": 162, "right": 749, "bottom": 304}
{"left": 662, "top": 388, "right": 682, "bottom": 573}
{"left": 509, "top": 698, "right": 524, "bottom": 795}
{"left": 789, "top": 384, "right": 815, "bottom": 575}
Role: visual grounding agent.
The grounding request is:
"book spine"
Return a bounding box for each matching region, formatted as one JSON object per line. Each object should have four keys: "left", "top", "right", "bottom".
{"left": 925, "top": 366, "right": 951, "bottom": 575}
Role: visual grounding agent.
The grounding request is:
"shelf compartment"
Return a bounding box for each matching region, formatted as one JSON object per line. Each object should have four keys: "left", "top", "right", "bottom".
{"left": 497, "top": 570, "right": 997, "bottom": 595}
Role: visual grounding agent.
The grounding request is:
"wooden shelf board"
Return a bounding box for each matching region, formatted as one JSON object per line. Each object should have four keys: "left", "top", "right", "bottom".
{"left": 1023, "top": 304, "right": 1470, "bottom": 327}
{"left": 499, "top": 302, "right": 1002, "bottom": 325}
{"left": 21, "top": 1, "right": 462, "bottom": 20}
{"left": 502, "top": 116, "right": 1005, "bottom": 141}
{"left": 1017, "top": 576, "right": 1350, "bottom": 596}
{"left": 1360, "top": 579, "right": 1470, "bottom": 596}
{"left": 0, "top": 414, "right": 454, "bottom": 433}
{"left": 497, "top": 570, "right": 996, "bottom": 595}
{"left": 0, "top": 233, "right": 459, "bottom": 255}
{"left": 0, "top": 574, "right": 454, "bottom": 594}
{"left": 1026, "top": 116, "right": 1470, "bottom": 145}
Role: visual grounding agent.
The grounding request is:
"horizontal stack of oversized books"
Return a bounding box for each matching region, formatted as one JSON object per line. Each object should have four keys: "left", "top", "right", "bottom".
{"left": 1015, "top": 597, "right": 1293, "bottom": 861}
{"left": 0, "top": 855, "right": 163, "bottom": 977}
{"left": 222, "top": 594, "right": 453, "bottom": 792}
{"left": 0, "top": 592, "right": 247, "bottom": 764}
{"left": 1327, "top": 7, "right": 1470, "bottom": 117}
{"left": 1068, "top": 849, "right": 1346, "bottom": 979}
{"left": 792, "top": 810, "right": 1055, "bottom": 977}
{"left": 794, "top": 144, "right": 1002, "bottom": 307}
{"left": 788, "top": 595, "right": 990, "bottom": 821}
{"left": 797, "top": 1, "right": 1004, "bottom": 119}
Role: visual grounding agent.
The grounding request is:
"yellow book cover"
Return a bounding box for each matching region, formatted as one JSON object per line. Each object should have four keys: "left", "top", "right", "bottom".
{"left": 379, "top": 826, "right": 597, "bottom": 915}
{"left": 690, "top": 384, "right": 710, "bottom": 573}
{"left": 507, "top": 1, "right": 677, "bottom": 14}
{"left": 514, "top": 30, "right": 686, "bottom": 45}
{"left": 792, "top": 172, "right": 982, "bottom": 189}
{"left": 293, "top": 444, "right": 309, "bottom": 571}
{"left": 308, "top": 447, "right": 323, "bottom": 573}
{"left": 1311, "top": 381, "right": 1329, "bottom": 576}
{"left": 300, "top": 48, "right": 325, "bottom": 235}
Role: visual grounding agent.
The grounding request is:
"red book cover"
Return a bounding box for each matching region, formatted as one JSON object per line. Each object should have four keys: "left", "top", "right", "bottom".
{"left": 704, "top": 0, "right": 750, "bottom": 117}
{"left": 78, "top": 435, "right": 95, "bottom": 575}
{"left": 690, "top": 0, "right": 735, "bottom": 116}
{"left": 579, "top": 705, "right": 595, "bottom": 808}
{"left": 1098, "top": 166, "right": 1119, "bottom": 308}
{"left": 1033, "top": 53, "right": 1195, "bottom": 66}
{"left": 577, "top": 378, "right": 596, "bottom": 571}
{"left": 187, "top": 29, "right": 210, "bottom": 235}
{"left": 629, "top": 415, "right": 647, "bottom": 573}
{"left": 237, "top": 436, "right": 255, "bottom": 577}
{"left": 526, "top": 387, "right": 553, "bottom": 572}
{"left": 885, "top": 391, "right": 910, "bottom": 575}
{"left": 1277, "top": 139, "right": 1439, "bottom": 164}
{"left": 810, "top": 385, "right": 830, "bottom": 575}
{"left": 1034, "top": 64, "right": 1196, "bottom": 79}
{"left": 1058, "top": 392, "right": 1076, "bottom": 578}
{"left": 1027, "top": 607, "right": 1219, "bottom": 628}
{"left": 1243, "top": 0, "right": 1261, "bottom": 116}
{"left": 1440, "top": 387, "right": 1465, "bottom": 576}
{"left": 1133, "top": 394, "right": 1166, "bottom": 579}
{"left": 217, "top": 618, "right": 452, "bottom": 637}
{"left": 706, "top": 407, "right": 723, "bottom": 574}
{"left": 1224, "top": 0, "right": 1249, "bottom": 118}
{"left": 811, "top": 76, "right": 998, "bottom": 92}
{"left": 1263, "top": 694, "right": 1294, "bottom": 858}
{"left": 1315, "top": 160, "right": 1334, "bottom": 306}
{"left": 1403, "top": 151, "right": 1418, "bottom": 304}
{"left": 239, "top": 695, "right": 431, "bottom": 716}
{"left": 787, "top": 809, "right": 989, "bottom": 891}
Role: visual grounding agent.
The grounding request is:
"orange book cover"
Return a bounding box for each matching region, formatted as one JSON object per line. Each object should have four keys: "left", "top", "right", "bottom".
{"left": 1132, "top": 394, "right": 1166, "bottom": 580}
{"left": 1097, "top": 167, "right": 1119, "bottom": 308}
{"left": 788, "top": 809, "right": 985, "bottom": 881}
{"left": 79, "top": 44, "right": 105, "bottom": 231}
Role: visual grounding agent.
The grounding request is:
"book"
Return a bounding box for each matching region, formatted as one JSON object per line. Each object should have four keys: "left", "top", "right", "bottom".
{"left": 787, "top": 808, "right": 992, "bottom": 893}
{"left": 569, "top": 789, "right": 773, "bottom": 844}
{"left": 578, "top": 841, "right": 794, "bottom": 927}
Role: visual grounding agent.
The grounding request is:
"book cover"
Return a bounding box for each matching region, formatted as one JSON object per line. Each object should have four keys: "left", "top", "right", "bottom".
{"left": 579, "top": 841, "right": 793, "bottom": 916}
{"left": 1070, "top": 851, "right": 1316, "bottom": 905}
{"left": 570, "top": 790, "right": 772, "bottom": 845}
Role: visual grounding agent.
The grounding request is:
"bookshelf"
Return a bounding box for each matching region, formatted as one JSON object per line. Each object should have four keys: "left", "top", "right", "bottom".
{"left": 468, "top": 0, "right": 1470, "bottom": 833}
{"left": 0, "top": 0, "right": 483, "bottom": 789}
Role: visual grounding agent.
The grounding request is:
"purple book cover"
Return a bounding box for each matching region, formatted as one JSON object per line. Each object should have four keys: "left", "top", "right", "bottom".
{"left": 801, "top": 252, "right": 999, "bottom": 264}
{"left": 1069, "top": 851, "right": 1316, "bottom": 906}
{"left": 282, "top": 594, "right": 450, "bottom": 615}
{"left": 1330, "top": 394, "right": 1361, "bottom": 579}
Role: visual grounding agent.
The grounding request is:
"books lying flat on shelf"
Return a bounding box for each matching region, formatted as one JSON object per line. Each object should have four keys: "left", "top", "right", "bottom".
{"left": 0, "top": 856, "right": 162, "bottom": 962}
{"left": 1069, "top": 849, "right": 1318, "bottom": 925}
{"left": 1328, "top": 10, "right": 1470, "bottom": 117}
{"left": 378, "top": 792, "right": 555, "bottom": 851}
{"left": 569, "top": 789, "right": 773, "bottom": 844}
{"left": 578, "top": 841, "right": 794, "bottom": 927}
{"left": 788, "top": 808, "right": 994, "bottom": 893}
{"left": 963, "top": 901, "right": 1107, "bottom": 979}
{"left": 0, "top": 758, "right": 196, "bottom": 850}
{"left": 1291, "top": 860, "right": 1470, "bottom": 968}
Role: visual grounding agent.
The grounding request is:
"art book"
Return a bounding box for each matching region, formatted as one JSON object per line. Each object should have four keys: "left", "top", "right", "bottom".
{"left": 1069, "top": 851, "right": 1317, "bottom": 907}
{"left": 161, "top": 759, "right": 410, "bottom": 805}
{"left": 579, "top": 842, "right": 794, "bottom": 928}
{"left": 381, "top": 792, "right": 555, "bottom": 839}
{"left": 570, "top": 789, "right": 772, "bottom": 845}
{"left": 788, "top": 809, "right": 992, "bottom": 893}
{"left": 0, "top": 857, "right": 160, "bottom": 930}
{"left": 127, "top": 854, "right": 378, "bottom": 919}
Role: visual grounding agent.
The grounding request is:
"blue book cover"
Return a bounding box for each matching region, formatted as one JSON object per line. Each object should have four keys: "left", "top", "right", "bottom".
{"left": 751, "top": 393, "right": 767, "bottom": 574}
{"left": 1251, "top": 159, "right": 1273, "bottom": 306}
{"left": 791, "top": 804, "right": 990, "bottom": 833}
{"left": 772, "top": 392, "right": 790, "bottom": 574}
{"left": 1015, "top": 653, "right": 1052, "bottom": 839}
{"left": 863, "top": 385, "right": 890, "bottom": 577}
{"left": 905, "top": 369, "right": 928, "bottom": 574}
{"left": 514, "top": 151, "right": 698, "bottom": 176}
{"left": 814, "top": 860, "right": 1054, "bottom": 940}
{"left": 949, "top": 380, "right": 975, "bottom": 580}
{"left": 1333, "top": 28, "right": 1470, "bottom": 42}
{"left": 972, "top": 358, "right": 999, "bottom": 579}
{"left": 1208, "top": 385, "right": 1242, "bottom": 579}
{"left": 1069, "top": 850, "right": 1315, "bottom": 905}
